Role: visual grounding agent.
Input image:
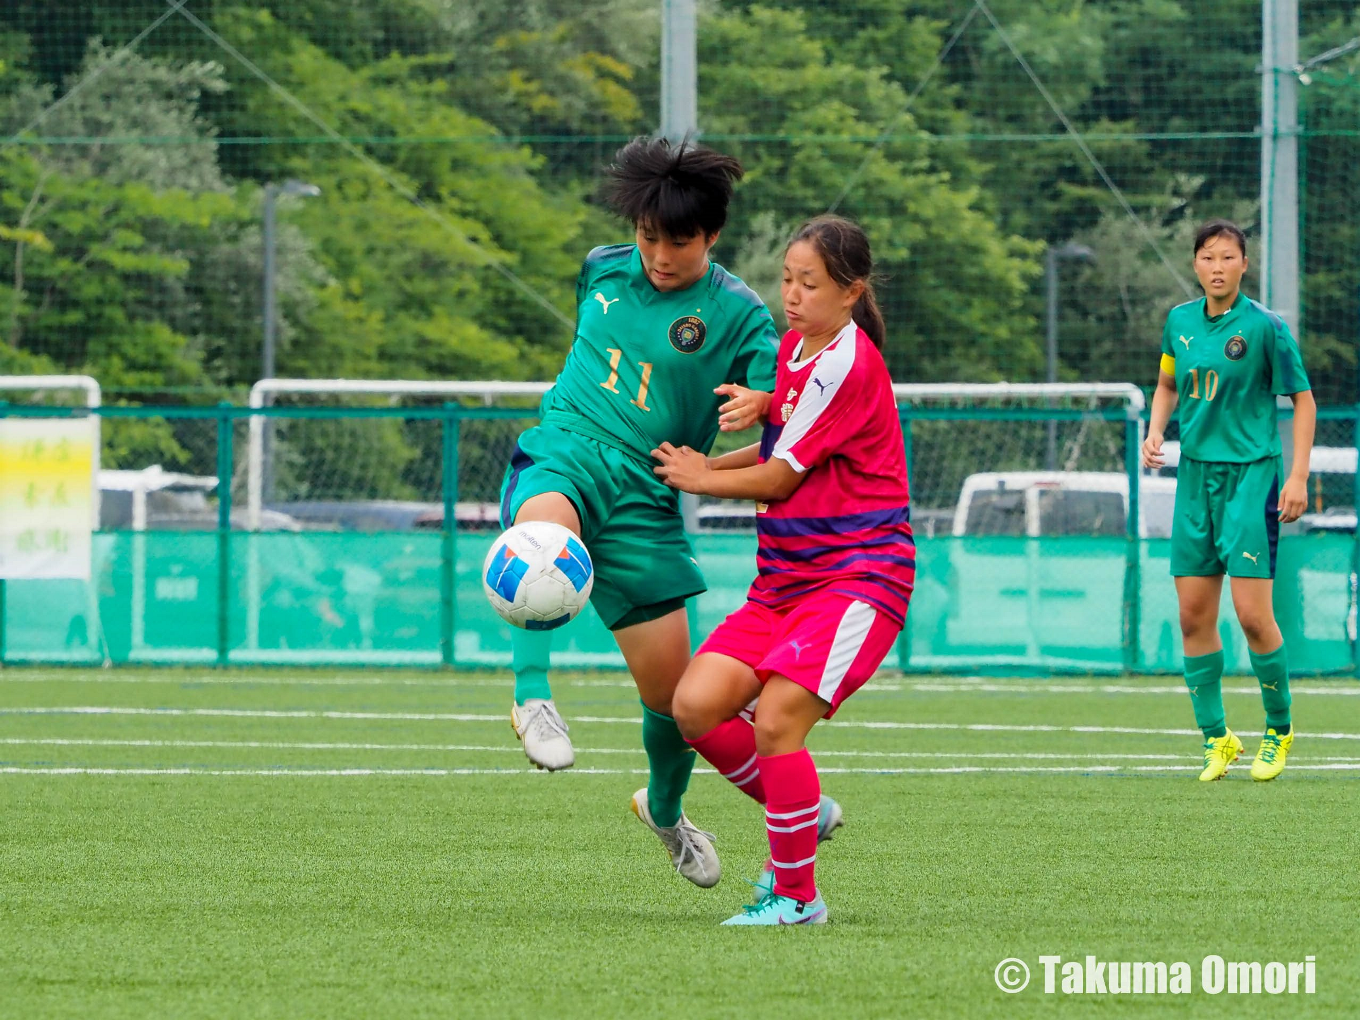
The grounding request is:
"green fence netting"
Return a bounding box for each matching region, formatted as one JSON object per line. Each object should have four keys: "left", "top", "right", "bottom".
{"left": 2, "top": 403, "right": 1356, "bottom": 675}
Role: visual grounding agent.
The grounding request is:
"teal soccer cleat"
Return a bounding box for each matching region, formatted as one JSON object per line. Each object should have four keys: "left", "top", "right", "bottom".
{"left": 722, "top": 891, "right": 828, "bottom": 926}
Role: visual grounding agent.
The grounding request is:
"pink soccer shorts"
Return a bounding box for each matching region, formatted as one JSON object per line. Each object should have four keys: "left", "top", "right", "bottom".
{"left": 698, "top": 593, "right": 902, "bottom": 717}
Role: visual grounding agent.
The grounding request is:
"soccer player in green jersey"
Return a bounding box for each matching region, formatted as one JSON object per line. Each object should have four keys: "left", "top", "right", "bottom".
{"left": 499, "top": 137, "right": 779, "bottom": 884}
{"left": 1142, "top": 219, "right": 1316, "bottom": 782}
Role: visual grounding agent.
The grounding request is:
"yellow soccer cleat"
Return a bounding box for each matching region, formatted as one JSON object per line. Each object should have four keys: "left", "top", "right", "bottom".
{"left": 1198, "top": 730, "right": 1244, "bottom": 782}
{"left": 1251, "top": 728, "right": 1294, "bottom": 782}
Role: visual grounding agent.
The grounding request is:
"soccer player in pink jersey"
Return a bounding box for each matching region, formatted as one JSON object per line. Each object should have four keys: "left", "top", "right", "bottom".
{"left": 652, "top": 215, "right": 914, "bottom": 925}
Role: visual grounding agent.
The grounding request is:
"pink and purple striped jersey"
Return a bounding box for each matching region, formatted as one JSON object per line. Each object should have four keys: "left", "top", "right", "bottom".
{"left": 748, "top": 322, "right": 915, "bottom": 622}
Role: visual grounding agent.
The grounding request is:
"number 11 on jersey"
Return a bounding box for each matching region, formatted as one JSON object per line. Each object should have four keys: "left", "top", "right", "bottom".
{"left": 600, "top": 348, "right": 653, "bottom": 412}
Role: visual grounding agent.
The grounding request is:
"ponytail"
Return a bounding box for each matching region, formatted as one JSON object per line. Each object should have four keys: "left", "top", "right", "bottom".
{"left": 853, "top": 281, "right": 886, "bottom": 350}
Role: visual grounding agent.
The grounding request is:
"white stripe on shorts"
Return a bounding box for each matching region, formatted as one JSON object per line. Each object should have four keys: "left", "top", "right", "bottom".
{"left": 817, "top": 600, "right": 877, "bottom": 704}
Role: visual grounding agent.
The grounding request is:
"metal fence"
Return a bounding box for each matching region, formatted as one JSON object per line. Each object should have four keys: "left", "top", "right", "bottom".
{"left": 2, "top": 401, "right": 1357, "bottom": 675}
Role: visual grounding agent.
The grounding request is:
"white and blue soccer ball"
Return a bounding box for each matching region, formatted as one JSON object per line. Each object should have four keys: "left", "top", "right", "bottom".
{"left": 482, "top": 521, "right": 594, "bottom": 630}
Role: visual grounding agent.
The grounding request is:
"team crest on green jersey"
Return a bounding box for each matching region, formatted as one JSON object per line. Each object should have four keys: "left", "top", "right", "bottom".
{"left": 1224, "top": 335, "right": 1247, "bottom": 361}
{"left": 669, "top": 315, "right": 707, "bottom": 354}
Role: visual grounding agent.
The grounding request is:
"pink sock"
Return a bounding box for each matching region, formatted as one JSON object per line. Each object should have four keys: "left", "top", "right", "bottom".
{"left": 759, "top": 748, "right": 820, "bottom": 902}
{"left": 689, "top": 717, "right": 765, "bottom": 803}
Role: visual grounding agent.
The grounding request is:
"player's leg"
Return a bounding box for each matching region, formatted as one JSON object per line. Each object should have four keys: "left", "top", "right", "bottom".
{"left": 588, "top": 475, "right": 721, "bottom": 876}
{"left": 723, "top": 596, "right": 898, "bottom": 926}
{"left": 1176, "top": 574, "right": 1241, "bottom": 779}
{"left": 505, "top": 493, "right": 580, "bottom": 770}
{"left": 1230, "top": 576, "right": 1293, "bottom": 779}
{"left": 1225, "top": 458, "right": 1293, "bottom": 780}
{"left": 614, "top": 604, "right": 694, "bottom": 825}
{"left": 672, "top": 631, "right": 845, "bottom": 903}
{"left": 1171, "top": 458, "right": 1241, "bottom": 780}
{"left": 672, "top": 603, "right": 768, "bottom": 803}
{"left": 611, "top": 605, "right": 720, "bottom": 888}
{"left": 497, "top": 428, "right": 605, "bottom": 771}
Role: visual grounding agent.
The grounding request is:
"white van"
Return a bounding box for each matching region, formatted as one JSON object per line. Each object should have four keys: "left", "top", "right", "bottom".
{"left": 941, "top": 471, "right": 1177, "bottom": 667}
{"left": 953, "top": 471, "right": 1177, "bottom": 539}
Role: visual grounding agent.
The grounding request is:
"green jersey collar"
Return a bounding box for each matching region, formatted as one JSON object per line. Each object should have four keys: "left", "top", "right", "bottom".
{"left": 1202, "top": 290, "right": 1247, "bottom": 324}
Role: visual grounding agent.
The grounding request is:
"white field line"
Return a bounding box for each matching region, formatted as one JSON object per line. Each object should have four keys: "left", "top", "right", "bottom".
{"left": 4, "top": 764, "right": 1360, "bottom": 777}
{"left": 896, "top": 683, "right": 1360, "bottom": 696}
{"left": 5, "top": 707, "right": 1360, "bottom": 741}
{"left": 3, "top": 673, "right": 1358, "bottom": 696}
{"left": 3, "top": 738, "right": 1360, "bottom": 764}
{"left": 0, "top": 674, "right": 635, "bottom": 689}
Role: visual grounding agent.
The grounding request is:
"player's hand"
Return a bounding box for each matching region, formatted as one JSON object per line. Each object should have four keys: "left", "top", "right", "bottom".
{"left": 1278, "top": 476, "right": 1308, "bottom": 524}
{"left": 651, "top": 442, "right": 711, "bottom": 494}
{"left": 1140, "top": 431, "right": 1165, "bottom": 470}
{"left": 715, "top": 384, "right": 770, "bottom": 432}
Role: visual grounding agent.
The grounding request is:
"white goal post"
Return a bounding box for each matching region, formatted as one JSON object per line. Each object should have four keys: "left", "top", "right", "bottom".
{"left": 246, "top": 378, "right": 550, "bottom": 531}
{"left": 245, "top": 378, "right": 1145, "bottom": 530}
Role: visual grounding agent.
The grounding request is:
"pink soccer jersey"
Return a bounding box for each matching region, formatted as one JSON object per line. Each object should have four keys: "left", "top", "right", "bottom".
{"left": 748, "top": 322, "right": 915, "bottom": 621}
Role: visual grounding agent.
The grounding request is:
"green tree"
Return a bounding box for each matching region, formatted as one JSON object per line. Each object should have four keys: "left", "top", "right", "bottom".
{"left": 703, "top": 5, "right": 1043, "bottom": 382}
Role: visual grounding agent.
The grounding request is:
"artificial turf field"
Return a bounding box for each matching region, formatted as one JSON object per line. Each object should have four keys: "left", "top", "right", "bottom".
{"left": 2, "top": 668, "right": 1358, "bottom": 1019}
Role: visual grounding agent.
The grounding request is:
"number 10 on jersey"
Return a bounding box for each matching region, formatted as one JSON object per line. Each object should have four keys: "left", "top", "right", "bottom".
{"left": 600, "top": 348, "right": 653, "bottom": 412}
{"left": 1187, "top": 368, "right": 1219, "bottom": 402}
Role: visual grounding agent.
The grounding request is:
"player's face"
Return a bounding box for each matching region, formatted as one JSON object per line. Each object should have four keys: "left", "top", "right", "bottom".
{"left": 635, "top": 224, "right": 717, "bottom": 291}
{"left": 1193, "top": 234, "right": 1247, "bottom": 302}
{"left": 781, "top": 240, "right": 862, "bottom": 338}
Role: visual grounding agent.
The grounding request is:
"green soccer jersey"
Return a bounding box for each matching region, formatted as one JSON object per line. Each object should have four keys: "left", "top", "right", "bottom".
{"left": 538, "top": 244, "right": 779, "bottom": 461}
{"left": 1159, "top": 292, "right": 1310, "bottom": 463}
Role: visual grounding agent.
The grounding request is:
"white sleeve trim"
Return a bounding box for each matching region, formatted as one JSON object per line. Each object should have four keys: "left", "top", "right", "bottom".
{"left": 773, "top": 449, "right": 807, "bottom": 473}
{"left": 772, "top": 323, "right": 858, "bottom": 463}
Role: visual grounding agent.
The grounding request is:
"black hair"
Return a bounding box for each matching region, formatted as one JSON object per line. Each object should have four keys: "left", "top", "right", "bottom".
{"left": 1193, "top": 219, "right": 1247, "bottom": 257}
{"left": 787, "top": 215, "right": 887, "bottom": 349}
{"left": 604, "top": 136, "right": 744, "bottom": 239}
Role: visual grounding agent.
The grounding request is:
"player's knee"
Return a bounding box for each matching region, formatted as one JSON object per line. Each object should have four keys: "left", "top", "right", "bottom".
{"left": 1178, "top": 603, "right": 1214, "bottom": 638}
{"left": 751, "top": 708, "right": 791, "bottom": 754}
{"left": 1236, "top": 609, "right": 1275, "bottom": 645}
{"left": 670, "top": 683, "right": 718, "bottom": 741}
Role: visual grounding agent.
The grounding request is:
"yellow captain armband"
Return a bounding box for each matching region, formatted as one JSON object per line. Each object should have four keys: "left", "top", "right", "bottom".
{"left": 1159, "top": 353, "right": 1176, "bottom": 376}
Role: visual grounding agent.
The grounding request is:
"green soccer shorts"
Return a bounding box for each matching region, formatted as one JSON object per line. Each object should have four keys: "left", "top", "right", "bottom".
{"left": 498, "top": 423, "right": 704, "bottom": 630}
{"left": 1170, "top": 455, "right": 1282, "bottom": 580}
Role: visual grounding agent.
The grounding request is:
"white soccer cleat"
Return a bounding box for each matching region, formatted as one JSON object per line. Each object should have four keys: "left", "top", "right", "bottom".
{"left": 630, "top": 788, "right": 721, "bottom": 888}
{"left": 511, "top": 699, "right": 575, "bottom": 771}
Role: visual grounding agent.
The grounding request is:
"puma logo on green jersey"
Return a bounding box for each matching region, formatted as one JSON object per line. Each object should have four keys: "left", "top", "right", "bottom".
{"left": 1178, "top": 334, "right": 1192, "bottom": 350}
{"left": 594, "top": 292, "right": 619, "bottom": 315}
{"left": 1242, "top": 550, "right": 1260, "bottom": 565}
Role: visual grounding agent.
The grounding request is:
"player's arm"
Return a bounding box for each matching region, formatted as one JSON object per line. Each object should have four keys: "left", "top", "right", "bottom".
{"left": 1269, "top": 317, "right": 1313, "bottom": 523}
{"left": 652, "top": 442, "right": 802, "bottom": 501}
{"left": 1142, "top": 356, "right": 1178, "bottom": 469}
{"left": 1279, "top": 388, "right": 1315, "bottom": 523}
{"left": 709, "top": 443, "right": 761, "bottom": 471}
{"left": 718, "top": 304, "right": 779, "bottom": 432}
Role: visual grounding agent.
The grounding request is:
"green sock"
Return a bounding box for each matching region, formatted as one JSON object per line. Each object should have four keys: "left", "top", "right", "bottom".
{"left": 1184, "top": 649, "right": 1226, "bottom": 739}
{"left": 511, "top": 628, "right": 553, "bottom": 705}
{"left": 641, "top": 702, "right": 695, "bottom": 828}
{"left": 1250, "top": 643, "right": 1292, "bottom": 734}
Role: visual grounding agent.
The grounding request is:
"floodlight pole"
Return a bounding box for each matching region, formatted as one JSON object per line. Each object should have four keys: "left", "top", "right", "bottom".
{"left": 1044, "top": 243, "right": 1094, "bottom": 470}
{"left": 1261, "top": 0, "right": 1300, "bottom": 330}
{"left": 261, "top": 180, "right": 320, "bottom": 504}
{"left": 660, "top": 0, "right": 698, "bottom": 144}
{"left": 661, "top": 0, "right": 703, "bottom": 539}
